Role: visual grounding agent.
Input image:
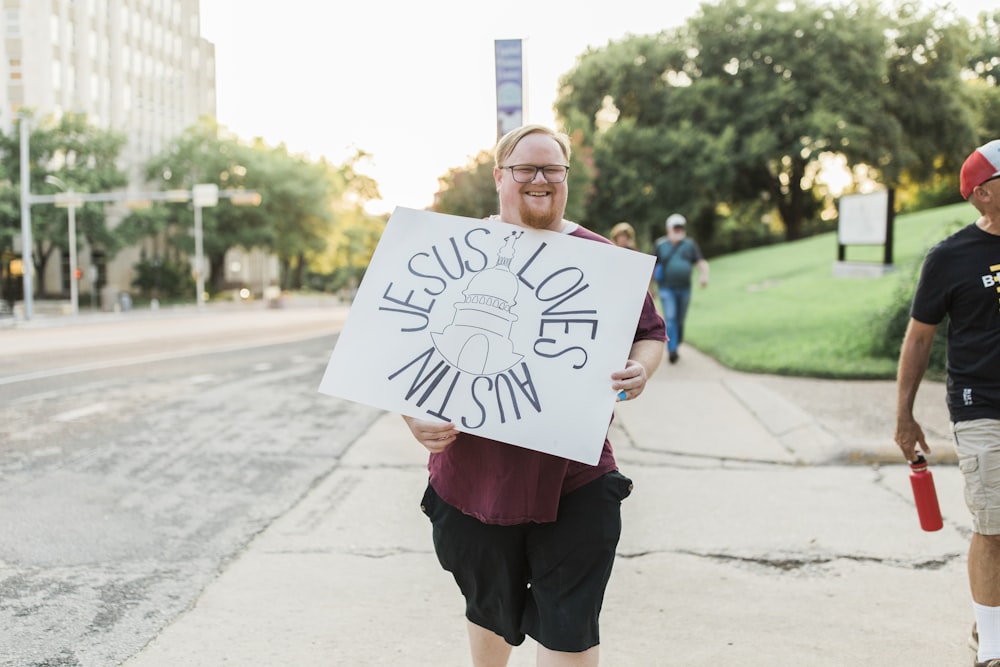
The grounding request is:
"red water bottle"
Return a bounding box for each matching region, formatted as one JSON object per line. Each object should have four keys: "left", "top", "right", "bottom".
{"left": 909, "top": 454, "right": 943, "bottom": 532}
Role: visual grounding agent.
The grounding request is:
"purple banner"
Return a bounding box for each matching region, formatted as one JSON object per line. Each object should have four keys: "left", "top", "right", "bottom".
{"left": 494, "top": 39, "right": 523, "bottom": 140}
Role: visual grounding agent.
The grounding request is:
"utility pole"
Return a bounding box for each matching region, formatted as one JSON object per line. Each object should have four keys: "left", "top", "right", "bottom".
{"left": 191, "top": 184, "right": 220, "bottom": 308}
{"left": 19, "top": 115, "right": 34, "bottom": 320}
{"left": 46, "top": 175, "right": 82, "bottom": 315}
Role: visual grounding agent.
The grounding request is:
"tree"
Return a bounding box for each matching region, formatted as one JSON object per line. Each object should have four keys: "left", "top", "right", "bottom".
{"left": 237, "top": 140, "right": 336, "bottom": 291}
{"left": 964, "top": 8, "right": 1000, "bottom": 88}
{"left": 964, "top": 8, "right": 1000, "bottom": 142}
{"left": 431, "top": 150, "right": 497, "bottom": 219}
{"left": 556, "top": 0, "right": 978, "bottom": 244}
{"left": 124, "top": 118, "right": 382, "bottom": 295}
{"left": 0, "top": 111, "right": 127, "bottom": 296}
{"left": 130, "top": 118, "right": 266, "bottom": 294}
{"left": 879, "top": 2, "right": 979, "bottom": 183}
{"left": 311, "top": 206, "right": 386, "bottom": 294}
{"left": 306, "top": 151, "right": 385, "bottom": 295}
{"left": 314, "top": 150, "right": 382, "bottom": 289}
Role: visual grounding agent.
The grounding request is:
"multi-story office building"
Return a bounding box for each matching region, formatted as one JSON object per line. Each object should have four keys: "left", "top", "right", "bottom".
{"left": 3, "top": 0, "right": 224, "bottom": 308}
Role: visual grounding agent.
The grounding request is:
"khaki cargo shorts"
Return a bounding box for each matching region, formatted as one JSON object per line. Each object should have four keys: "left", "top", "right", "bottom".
{"left": 954, "top": 418, "right": 1000, "bottom": 535}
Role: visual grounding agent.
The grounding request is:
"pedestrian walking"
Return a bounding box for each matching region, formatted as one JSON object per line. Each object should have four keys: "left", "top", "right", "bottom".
{"left": 402, "top": 124, "right": 666, "bottom": 666}
{"left": 653, "top": 213, "right": 709, "bottom": 363}
{"left": 895, "top": 138, "right": 1000, "bottom": 667}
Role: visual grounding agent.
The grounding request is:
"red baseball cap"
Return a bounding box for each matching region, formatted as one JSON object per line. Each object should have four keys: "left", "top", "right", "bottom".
{"left": 960, "top": 139, "right": 1000, "bottom": 199}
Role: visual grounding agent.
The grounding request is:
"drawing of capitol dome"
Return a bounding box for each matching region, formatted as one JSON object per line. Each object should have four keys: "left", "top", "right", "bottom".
{"left": 431, "top": 232, "right": 524, "bottom": 375}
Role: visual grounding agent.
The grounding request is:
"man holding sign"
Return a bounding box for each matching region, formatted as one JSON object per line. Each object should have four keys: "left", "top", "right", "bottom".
{"left": 406, "top": 125, "right": 665, "bottom": 666}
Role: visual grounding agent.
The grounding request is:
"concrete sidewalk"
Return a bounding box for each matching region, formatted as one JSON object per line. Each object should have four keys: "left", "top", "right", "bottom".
{"left": 118, "top": 337, "right": 973, "bottom": 666}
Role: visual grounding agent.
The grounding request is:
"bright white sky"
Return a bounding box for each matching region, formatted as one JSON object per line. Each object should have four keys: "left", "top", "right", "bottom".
{"left": 200, "top": 0, "right": 993, "bottom": 216}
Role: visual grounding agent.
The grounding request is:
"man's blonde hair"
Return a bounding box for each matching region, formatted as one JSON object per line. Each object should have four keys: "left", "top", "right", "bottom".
{"left": 494, "top": 125, "right": 572, "bottom": 168}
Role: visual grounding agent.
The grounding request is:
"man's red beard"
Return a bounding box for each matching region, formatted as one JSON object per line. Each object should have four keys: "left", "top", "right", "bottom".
{"left": 518, "top": 197, "right": 559, "bottom": 230}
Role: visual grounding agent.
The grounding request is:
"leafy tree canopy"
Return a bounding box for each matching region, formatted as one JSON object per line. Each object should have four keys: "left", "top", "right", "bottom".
{"left": 126, "top": 118, "right": 380, "bottom": 292}
{"left": 0, "top": 111, "right": 127, "bottom": 295}
{"left": 555, "top": 0, "right": 982, "bottom": 245}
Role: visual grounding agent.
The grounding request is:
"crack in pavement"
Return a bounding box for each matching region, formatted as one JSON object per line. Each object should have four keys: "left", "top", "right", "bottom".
{"left": 617, "top": 548, "right": 964, "bottom": 571}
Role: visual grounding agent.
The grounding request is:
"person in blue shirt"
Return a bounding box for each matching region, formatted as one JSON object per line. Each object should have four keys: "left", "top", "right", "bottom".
{"left": 653, "top": 213, "right": 709, "bottom": 363}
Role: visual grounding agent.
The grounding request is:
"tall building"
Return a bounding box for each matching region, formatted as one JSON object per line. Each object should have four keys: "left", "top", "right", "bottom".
{"left": 3, "top": 0, "right": 217, "bottom": 306}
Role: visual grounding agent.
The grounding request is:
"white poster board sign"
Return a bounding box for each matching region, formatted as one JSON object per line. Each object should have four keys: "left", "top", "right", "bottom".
{"left": 838, "top": 190, "right": 889, "bottom": 245}
{"left": 319, "top": 207, "right": 656, "bottom": 465}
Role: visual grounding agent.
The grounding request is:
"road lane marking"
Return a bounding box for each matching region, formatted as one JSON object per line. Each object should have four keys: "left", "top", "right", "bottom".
{"left": 0, "top": 330, "right": 334, "bottom": 387}
{"left": 52, "top": 402, "right": 109, "bottom": 422}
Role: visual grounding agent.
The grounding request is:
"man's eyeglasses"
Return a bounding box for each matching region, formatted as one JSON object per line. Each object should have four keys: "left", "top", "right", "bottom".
{"left": 502, "top": 164, "right": 570, "bottom": 183}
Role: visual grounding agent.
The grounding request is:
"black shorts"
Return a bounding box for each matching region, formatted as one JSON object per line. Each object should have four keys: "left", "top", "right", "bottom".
{"left": 419, "top": 471, "right": 633, "bottom": 652}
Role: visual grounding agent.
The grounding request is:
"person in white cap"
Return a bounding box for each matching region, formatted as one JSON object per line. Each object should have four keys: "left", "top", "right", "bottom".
{"left": 653, "top": 213, "right": 709, "bottom": 363}
{"left": 895, "top": 138, "right": 1000, "bottom": 667}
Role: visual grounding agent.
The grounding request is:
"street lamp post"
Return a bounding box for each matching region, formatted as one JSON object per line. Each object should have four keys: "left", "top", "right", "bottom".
{"left": 193, "top": 203, "right": 204, "bottom": 307}
{"left": 19, "top": 116, "right": 34, "bottom": 320}
{"left": 191, "top": 183, "right": 219, "bottom": 308}
{"left": 65, "top": 195, "right": 79, "bottom": 315}
{"left": 45, "top": 175, "right": 82, "bottom": 315}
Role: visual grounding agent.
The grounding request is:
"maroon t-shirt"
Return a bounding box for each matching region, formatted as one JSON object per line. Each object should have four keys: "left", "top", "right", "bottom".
{"left": 427, "top": 224, "right": 667, "bottom": 525}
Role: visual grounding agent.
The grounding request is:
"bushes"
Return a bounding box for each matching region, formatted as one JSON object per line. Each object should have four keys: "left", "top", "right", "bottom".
{"left": 131, "top": 257, "right": 193, "bottom": 300}
{"left": 867, "top": 258, "right": 948, "bottom": 381}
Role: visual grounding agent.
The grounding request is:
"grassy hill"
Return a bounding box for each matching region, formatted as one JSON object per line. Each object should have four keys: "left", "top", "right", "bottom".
{"left": 683, "top": 202, "right": 975, "bottom": 379}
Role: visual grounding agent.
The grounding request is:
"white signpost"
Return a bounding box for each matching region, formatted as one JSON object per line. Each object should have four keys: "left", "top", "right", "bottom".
{"left": 319, "top": 208, "right": 656, "bottom": 465}
{"left": 838, "top": 190, "right": 890, "bottom": 246}
{"left": 835, "top": 189, "right": 895, "bottom": 277}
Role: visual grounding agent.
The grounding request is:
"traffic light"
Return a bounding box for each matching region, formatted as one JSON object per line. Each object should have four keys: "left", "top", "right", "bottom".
{"left": 74, "top": 268, "right": 82, "bottom": 280}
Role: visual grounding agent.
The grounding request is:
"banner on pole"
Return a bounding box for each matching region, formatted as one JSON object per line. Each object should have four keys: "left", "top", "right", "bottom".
{"left": 495, "top": 39, "right": 523, "bottom": 140}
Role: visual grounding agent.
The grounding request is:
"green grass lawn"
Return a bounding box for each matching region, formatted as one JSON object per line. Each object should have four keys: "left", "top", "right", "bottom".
{"left": 682, "top": 202, "right": 975, "bottom": 379}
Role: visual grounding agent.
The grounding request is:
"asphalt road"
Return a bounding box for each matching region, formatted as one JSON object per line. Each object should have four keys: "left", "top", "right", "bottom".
{"left": 0, "top": 304, "right": 380, "bottom": 667}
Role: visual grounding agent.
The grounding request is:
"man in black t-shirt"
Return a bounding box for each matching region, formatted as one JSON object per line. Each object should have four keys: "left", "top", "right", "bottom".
{"left": 896, "top": 139, "right": 1000, "bottom": 667}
